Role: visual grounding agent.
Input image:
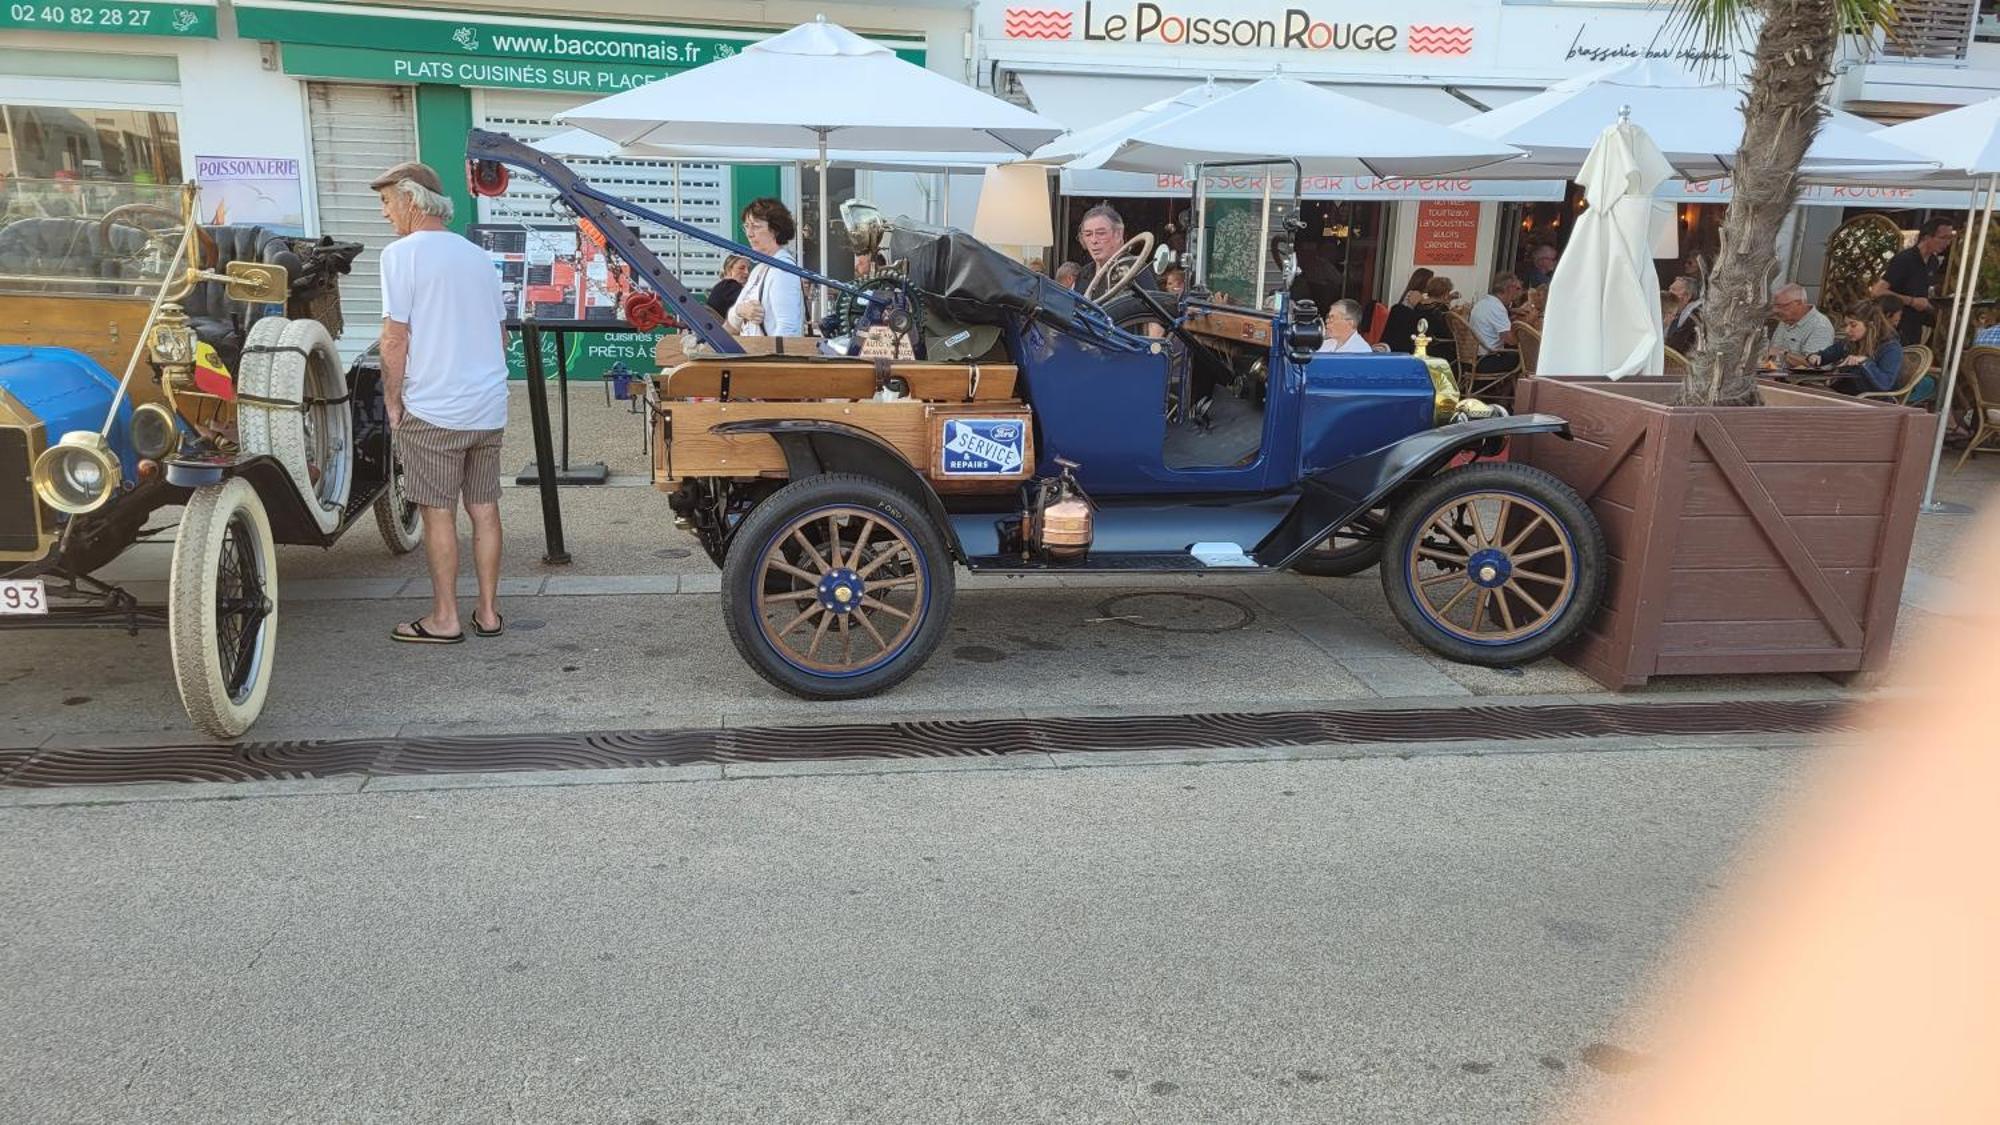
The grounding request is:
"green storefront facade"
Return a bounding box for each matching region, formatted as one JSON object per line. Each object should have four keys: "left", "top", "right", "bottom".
{"left": 232, "top": 0, "right": 926, "bottom": 376}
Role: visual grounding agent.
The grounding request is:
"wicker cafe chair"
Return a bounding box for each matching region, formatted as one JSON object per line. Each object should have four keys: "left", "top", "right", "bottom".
{"left": 1513, "top": 321, "right": 1542, "bottom": 376}
{"left": 1952, "top": 345, "right": 2000, "bottom": 471}
{"left": 1444, "top": 310, "right": 1483, "bottom": 380}
{"left": 1447, "top": 310, "right": 1521, "bottom": 405}
{"left": 1663, "top": 346, "right": 1691, "bottom": 378}
{"left": 1858, "top": 343, "right": 1935, "bottom": 406}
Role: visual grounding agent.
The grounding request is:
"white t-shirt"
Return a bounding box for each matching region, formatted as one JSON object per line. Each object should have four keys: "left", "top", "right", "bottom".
{"left": 730, "top": 246, "right": 807, "bottom": 337}
{"left": 1470, "top": 293, "right": 1512, "bottom": 353}
{"left": 381, "top": 229, "right": 509, "bottom": 431}
{"left": 1317, "top": 330, "right": 1375, "bottom": 354}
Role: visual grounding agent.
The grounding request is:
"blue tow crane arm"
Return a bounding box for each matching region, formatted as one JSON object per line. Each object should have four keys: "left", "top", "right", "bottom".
{"left": 467, "top": 128, "right": 877, "bottom": 357}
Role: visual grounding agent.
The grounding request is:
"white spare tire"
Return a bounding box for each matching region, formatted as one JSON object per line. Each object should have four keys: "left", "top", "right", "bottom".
{"left": 237, "top": 317, "right": 352, "bottom": 534}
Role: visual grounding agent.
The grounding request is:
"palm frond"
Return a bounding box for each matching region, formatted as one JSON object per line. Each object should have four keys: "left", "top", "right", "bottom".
{"left": 1664, "top": 0, "right": 1901, "bottom": 72}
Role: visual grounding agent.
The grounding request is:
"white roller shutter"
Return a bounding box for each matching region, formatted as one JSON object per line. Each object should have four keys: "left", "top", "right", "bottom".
{"left": 473, "top": 90, "right": 730, "bottom": 293}
{"left": 306, "top": 83, "right": 417, "bottom": 363}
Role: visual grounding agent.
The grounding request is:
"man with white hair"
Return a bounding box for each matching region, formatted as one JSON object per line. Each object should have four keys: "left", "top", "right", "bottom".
{"left": 1767, "top": 282, "right": 1835, "bottom": 366}
{"left": 1317, "top": 298, "right": 1375, "bottom": 353}
{"left": 373, "top": 161, "right": 510, "bottom": 646}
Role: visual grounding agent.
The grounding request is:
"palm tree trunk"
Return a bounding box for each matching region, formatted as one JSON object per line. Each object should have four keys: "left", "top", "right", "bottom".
{"left": 1681, "top": 0, "right": 1839, "bottom": 406}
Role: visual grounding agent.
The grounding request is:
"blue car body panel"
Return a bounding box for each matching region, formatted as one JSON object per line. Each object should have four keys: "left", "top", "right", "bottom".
{"left": 0, "top": 346, "right": 136, "bottom": 485}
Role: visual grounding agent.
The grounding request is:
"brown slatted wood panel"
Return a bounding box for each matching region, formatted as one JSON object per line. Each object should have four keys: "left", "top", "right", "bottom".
{"left": 1514, "top": 377, "right": 1934, "bottom": 688}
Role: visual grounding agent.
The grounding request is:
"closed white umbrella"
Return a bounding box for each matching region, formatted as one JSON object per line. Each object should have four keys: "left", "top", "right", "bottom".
{"left": 1459, "top": 60, "right": 1934, "bottom": 180}
{"left": 559, "top": 18, "right": 1062, "bottom": 292}
{"left": 1538, "top": 115, "right": 1676, "bottom": 380}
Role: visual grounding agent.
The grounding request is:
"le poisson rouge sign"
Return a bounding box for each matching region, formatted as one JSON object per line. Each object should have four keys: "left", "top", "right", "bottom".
{"left": 1002, "top": 3, "right": 1472, "bottom": 57}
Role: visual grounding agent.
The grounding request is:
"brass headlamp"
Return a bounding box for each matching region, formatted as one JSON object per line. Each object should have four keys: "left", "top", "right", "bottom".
{"left": 31, "top": 431, "right": 121, "bottom": 514}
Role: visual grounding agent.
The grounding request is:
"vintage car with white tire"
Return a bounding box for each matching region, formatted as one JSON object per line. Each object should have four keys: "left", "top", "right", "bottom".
{"left": 0, "top": 189, "right": 421, "bottom": 737}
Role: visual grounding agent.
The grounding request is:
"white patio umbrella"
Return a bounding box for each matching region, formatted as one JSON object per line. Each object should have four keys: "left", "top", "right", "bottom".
{"left": 1538, "top": 114, "right": 1676, "bottom": 380}
{"left": 558, "top": 18, "right": 1062, "bottom": 292}
{"left": 1068, "top": 76, "right": 1521, "bottom": 179}
{"left": 532, "top": 129, "right": 998, "bottom": 226}
{"left": 1026, "top": 79, "right": 1233, "bottom": 167}
{"left": 1458, "top": 60, "right": 1934, "bottom": 181}
{"left": 1876, "top": 95, "right": 2000, "bottom": 512}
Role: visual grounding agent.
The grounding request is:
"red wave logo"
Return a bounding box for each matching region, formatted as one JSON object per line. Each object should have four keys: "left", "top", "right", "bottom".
{"left": 1004, "top": 7, "right": 1074, "bottom": 40}
{"left": 1407, "top": 25, "right": 1474, "bottom": 57}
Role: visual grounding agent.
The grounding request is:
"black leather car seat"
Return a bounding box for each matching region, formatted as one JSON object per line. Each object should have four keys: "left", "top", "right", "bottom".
{"left": 0, "top": 218, "right": 151, "bottom": 287}
{"left": 179, "top": 225, "right": 304, "bottom": 373}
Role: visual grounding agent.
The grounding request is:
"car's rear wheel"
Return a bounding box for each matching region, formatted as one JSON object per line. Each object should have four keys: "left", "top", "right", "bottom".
{"left": 721, "top": 473, "right": 954, "bottom": 700}
{"left": 169, "top": 477, "right": 277, "bottom": 739}
{"left": 1380, "top": 462, "right": 1605, "bottom": 667}
{"left": 373, "top": 429, "right": 423, "bottom": 554}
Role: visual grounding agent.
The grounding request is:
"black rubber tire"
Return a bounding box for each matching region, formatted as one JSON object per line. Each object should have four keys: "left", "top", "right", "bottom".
{"left": 169, "top": 478, "right": 277, "bottom": 739}
{"left": 1378, "top": 462, "right": 1606, "bottom": 667}
{"left": 721, "top": 473, "right": 956, "bottom": 700}
{"left": 373, "top": 432, "right": 423, "bottom": 555}
{"left": 1291, "top": 512, "right": 1386, "bottom": 577}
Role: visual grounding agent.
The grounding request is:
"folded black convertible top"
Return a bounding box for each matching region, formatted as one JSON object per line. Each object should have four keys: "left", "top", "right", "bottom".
{"left": 886, "top": 225, "right": 1087, "bottom": 332}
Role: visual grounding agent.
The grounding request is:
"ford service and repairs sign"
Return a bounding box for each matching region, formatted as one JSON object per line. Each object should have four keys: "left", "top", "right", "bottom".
{"left": 940, "top": 418, "right": 1027, "bottom": 476}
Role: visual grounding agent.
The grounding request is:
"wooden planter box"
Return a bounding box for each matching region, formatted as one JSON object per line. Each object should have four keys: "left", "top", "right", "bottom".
{"left": 1513, "top": 377, "right": 1936, "bottom": 689}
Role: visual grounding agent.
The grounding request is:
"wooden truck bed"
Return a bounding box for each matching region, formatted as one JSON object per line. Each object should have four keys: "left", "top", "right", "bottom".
{"left": 651, "top": 358, "right": 1032, "bottom": 493}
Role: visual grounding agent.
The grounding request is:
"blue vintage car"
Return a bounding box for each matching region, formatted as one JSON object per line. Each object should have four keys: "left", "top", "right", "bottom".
{"left": 0, "top": 196, "right": 421, "bottom": 737}
{"left": 470, "top": 130, "right": 1606, "bottom": 699}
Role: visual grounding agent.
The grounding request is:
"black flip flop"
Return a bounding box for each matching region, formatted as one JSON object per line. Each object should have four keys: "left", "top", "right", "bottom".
{"left": 473, "top": 613, "right": 504, "bottom": 638}
{"left": 392, "top": 619, "right": 464, "bottom": 645}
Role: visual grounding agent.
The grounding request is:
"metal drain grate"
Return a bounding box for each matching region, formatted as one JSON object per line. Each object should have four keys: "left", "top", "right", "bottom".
{"left": 0, "top": 699, "right": 1853, "bottom": 790}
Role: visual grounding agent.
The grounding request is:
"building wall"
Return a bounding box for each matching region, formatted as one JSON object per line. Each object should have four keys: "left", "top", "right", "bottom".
{"left": 1, "top": 29, "right": 319, "bottom": 228}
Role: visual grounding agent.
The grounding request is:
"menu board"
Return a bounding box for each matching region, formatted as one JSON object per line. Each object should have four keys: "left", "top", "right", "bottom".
{"left": 1413, "top": 201, "right": 1482, "bottom": 267}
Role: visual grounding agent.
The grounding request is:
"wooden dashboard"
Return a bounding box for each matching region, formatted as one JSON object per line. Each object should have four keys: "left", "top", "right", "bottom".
{"left": 1181, "top": 307, "right": 1273, "bottom": 349}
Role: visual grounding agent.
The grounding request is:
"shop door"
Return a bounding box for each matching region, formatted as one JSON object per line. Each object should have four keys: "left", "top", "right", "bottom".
{"left": 306, "top": 83, "right": 417, "bottom": 363}
{"left": 472, "top": 90, "right": 731, "bottom": 295}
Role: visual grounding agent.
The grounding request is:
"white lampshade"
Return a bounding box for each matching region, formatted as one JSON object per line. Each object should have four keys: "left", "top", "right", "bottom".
{"left": 972, "top": 162, "right": 1053, "bottom": 248}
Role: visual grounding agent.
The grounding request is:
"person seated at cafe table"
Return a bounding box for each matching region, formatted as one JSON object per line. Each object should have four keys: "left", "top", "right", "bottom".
{"left": 1766, "top": 282, "right": 1835, "bottom": 368}
{"left": 1804, "top": 300, "right": 1908, "bottom": 396}
{"left": 1317, "top": 298, "right": 1376, "bottom": 354}
{"left": 1470, "top": 272, "right": 1524, "bottom": 373}
{"left": 1379, "top": 268, "right": 1434, "bottom": 354}
{"left": 1665, "top": 274, "right": 1705, "bottom": 355}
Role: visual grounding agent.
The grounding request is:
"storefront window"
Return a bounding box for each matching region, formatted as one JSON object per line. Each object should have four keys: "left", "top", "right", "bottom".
{"left": 0, "top": 103, "right": 182, "bottom": 219}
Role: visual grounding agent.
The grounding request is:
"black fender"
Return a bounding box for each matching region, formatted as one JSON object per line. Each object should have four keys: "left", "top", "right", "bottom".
{"left": 165, "top": 454, "right": 341, "bottom": 548}
{"left": 1252, "top": 413, "right": 1571, "bottom": 569}
{"left": 709, "top": 419, "right": 969, "bottom": 562}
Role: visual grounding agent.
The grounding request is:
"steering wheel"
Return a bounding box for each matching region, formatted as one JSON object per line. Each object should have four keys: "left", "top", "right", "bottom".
{"left": 99, "top": 203, "right": 216, "bottom": 273}
{"left": 1083, "top": 231, "right": 1156, "bottom": 307}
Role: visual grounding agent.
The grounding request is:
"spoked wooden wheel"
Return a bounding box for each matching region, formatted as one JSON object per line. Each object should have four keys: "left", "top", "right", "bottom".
{"left": 757, "top": 504, "right": 927, "bottom": 675}
{"left": 1381, "top": 462, "right": 1605, "bottom": 667}
{"left": 722, "top": 473, "right": 956, "bottom": 699}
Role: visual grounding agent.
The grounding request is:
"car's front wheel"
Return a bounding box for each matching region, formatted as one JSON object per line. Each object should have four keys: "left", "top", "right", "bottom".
{"left": 721, "top": 473, "right": 955, "bottom": 700}
{"left": 1380, "top": 462, "right": 1605, "bottom": 667}
{"left": 169, "top": 477, "right": 278, "bottom": 739}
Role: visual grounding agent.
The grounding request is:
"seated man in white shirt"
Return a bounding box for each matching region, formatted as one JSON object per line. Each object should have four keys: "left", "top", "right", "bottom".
{"left": 1470, "top": 272, "right": 1523, "bottom": 374}
{"left": 1766, "top": 282, "right": 1836, "bottom": 366}
{"left": 1317, "top": 298, "right": 1377, "bottom": 354}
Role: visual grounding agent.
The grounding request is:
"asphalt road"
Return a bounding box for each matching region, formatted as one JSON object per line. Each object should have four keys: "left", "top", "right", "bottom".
{"left": 0, "top": 741, "right": 1808, "bottom": 1124}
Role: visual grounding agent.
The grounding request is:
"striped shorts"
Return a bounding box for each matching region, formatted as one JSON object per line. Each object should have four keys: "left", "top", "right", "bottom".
{"left": 396, "top": 416, "right": 505, "bottom": 508}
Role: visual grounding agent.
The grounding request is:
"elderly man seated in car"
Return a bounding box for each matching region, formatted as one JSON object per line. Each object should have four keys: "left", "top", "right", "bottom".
{"left": 1317, "top": 298, "right": 1376, "bottom": 354}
